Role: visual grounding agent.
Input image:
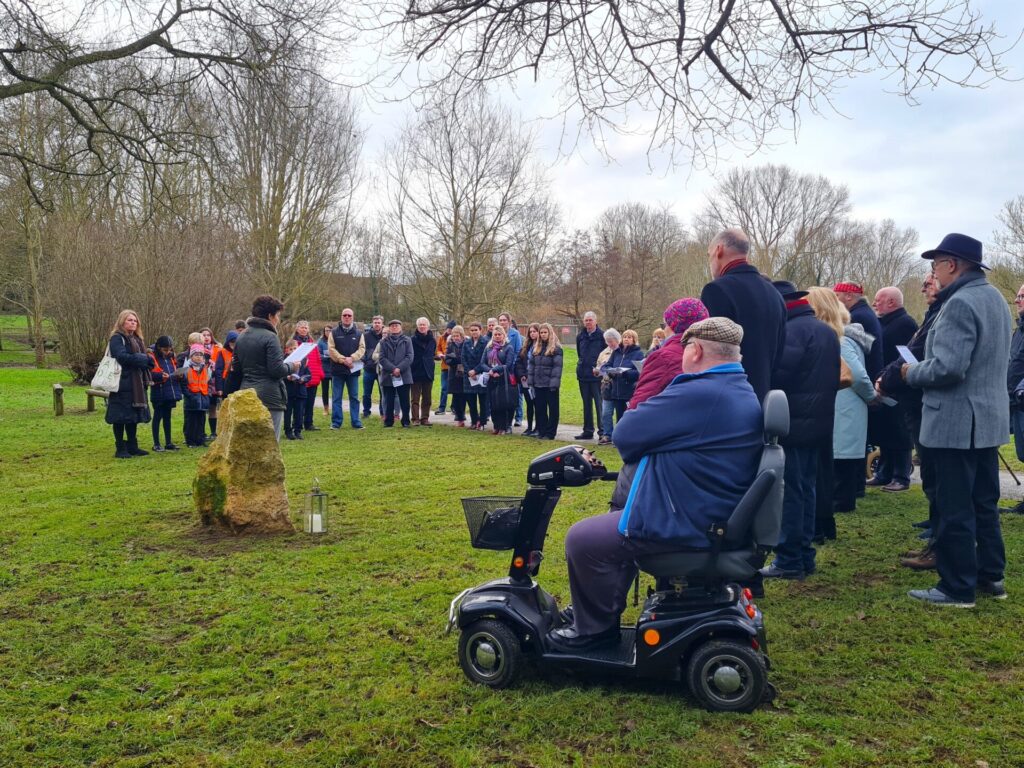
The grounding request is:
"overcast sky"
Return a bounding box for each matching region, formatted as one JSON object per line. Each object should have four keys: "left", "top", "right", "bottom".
{"left": 356, "top": 0, "right": 1024, "bottom": 255}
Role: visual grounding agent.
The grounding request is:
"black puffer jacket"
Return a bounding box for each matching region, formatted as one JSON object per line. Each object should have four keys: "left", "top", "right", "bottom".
{"left": 528, "top": 346, "right": 563, "bottom": 389}
{"left": 771, "top": 302, "right": 840, "bottom": 448}
{"left": 226, "top": 316, "right": 292, "bottom": 411}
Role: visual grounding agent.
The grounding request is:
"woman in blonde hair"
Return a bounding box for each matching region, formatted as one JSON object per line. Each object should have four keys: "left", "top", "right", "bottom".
{"left": 528, "top": 323, "right": 563, "bottom": 439}
{"left": 598, "top": 328, "right": 644, "bottom": 445}
{"left": 648, "top": 327, "right": 666, "bottom": 352}
{"left": 105, "top": 309, "right": 156, "bottom": 458}
{"left": 806, "top": 287, "right": 875, "bottom": 535}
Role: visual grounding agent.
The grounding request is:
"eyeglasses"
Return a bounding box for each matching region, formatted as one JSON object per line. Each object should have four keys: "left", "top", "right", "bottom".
{"left": 1016, "top": 295, "right": 1024, "bottom": 301}
{"left": 342, "top": 314, "right": 353, "bottom": 318}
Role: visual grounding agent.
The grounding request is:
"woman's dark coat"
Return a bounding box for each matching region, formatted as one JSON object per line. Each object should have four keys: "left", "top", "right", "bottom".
{"left": 105, "top": 332, "right": 154, "bottom": 425}
{"left": 527, "top": 345, "right": 564, "bottom": 389}
{"left": 770, "top": 302, "right": 840, "bottom": 448}
{"left": 462, "top": 337, "right": 490, "bottom": 390}
{"left": 226, "top": 317, "right": 292, "bottom": 411}
{"left": 149, "top": 347, "right": 183, "bottom": 404}
{"left": 601, "top": 345, "right": 645, "bottom": 401}
{"left": 873, "top": 307, "right": 920, "bottom": 450}
{"left": 485, "top": 343, "right": 518, "bottom": 410}
{"left": 849, "top": 298, "right": 884, "bottom": 380}
{"left": 444, "top": 340, "right": 466, "bottom": 394}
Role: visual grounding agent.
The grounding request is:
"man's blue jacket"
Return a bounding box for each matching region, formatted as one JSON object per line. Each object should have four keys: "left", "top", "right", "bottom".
{"left": 613, "top": 363, "right": 763, "bottom": 548}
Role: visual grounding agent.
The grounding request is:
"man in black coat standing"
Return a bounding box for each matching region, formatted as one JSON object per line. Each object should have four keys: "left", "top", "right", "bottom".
{"left": 699, "top": 228, "right": 787, "bottom": 403}
{"left": 1007, "top": 283, "right": 1024, "bottom": 514}
{"left": 575, "top": 311, "right": 606, "bottom": 440}
{"left": 761, "top": 281, "right": 840, "bottom": 580}
{"left": 869, "top": 287, "right": 919, "bottom": 492}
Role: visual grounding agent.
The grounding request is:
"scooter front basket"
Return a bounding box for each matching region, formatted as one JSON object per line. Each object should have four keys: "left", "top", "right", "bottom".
{"left": 461, "top": 496, "right": 524, "bottom": 550}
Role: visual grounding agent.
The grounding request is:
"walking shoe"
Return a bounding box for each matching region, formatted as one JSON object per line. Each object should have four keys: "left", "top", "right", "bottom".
{"left": 1000, "top": 500, "right": 1024, "bottom": 514}
{"left": 305, "top": 425, "right": 319, "bottom": 432}
{"left": 352, "top": 424, "right": 365, "bottom": 430}
{"left": 882, "top": 481, "right": 910, "bottom": 492}
{"left": 420, "top": 420, "right": 432, "bottom": 427}
{"left": 115, "top": 448, "right": 132, "bottom": 459}
{"left": 330, "top": 425, "right": 340, "bottom": 430}
{"left": 285, "top": 432, "right": 295, "bottom": 440}
{"left": 546, "top": 625, "right": 620, "bottom": 653}
{"left": 865, "top": 476, "right": 888, "bottom": 487}
{"left": 917, "top": 529, "right": 932, "bottom": 540}
{"left": 900, "top": 550, "right": 937, "bottom": 570}
{"left": 977, "top": 580, "right": 1008, "bottom": 600}
{"left": 294, "top": 433, "right": 303, "bottom": 440}
{"left": 152, "top": 444, "right": 164, "bottom": 452}
{"left": 361, "top": 411, "right": 371, "bottom": 419}
{"left": 573, "top": 432, "right": 594, "bottom": 440}
{"left": 164, "top": 443, "right": 179, "bottom": 451}
{"left": 514, "top": 421, "right": 522, "bottom": 427}
{"left": 127, "top": 446, "right": 149, "bottom": 456}
{"left": 911, "top": 519, "right": 931, "bottom": 529}
{"left": 434, "top": 408, "right": 446, "bottom": 415}
{"left": 908, "top": 587, "right": 974, "bottom": 608}
{"left": 759, "top": 563, "right": 806, "bottom": 580}
{"left": 597, "top": 436, "right": 612, "bottom": 445}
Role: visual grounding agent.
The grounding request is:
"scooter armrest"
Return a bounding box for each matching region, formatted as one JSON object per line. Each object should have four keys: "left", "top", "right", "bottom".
{"left": 600, "top": 472, "right": 619, "bottom": 481}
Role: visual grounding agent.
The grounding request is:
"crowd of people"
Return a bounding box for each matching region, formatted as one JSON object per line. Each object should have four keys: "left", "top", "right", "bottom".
{"left": 102, "top": 227, "right": 1015, "bottom": 619}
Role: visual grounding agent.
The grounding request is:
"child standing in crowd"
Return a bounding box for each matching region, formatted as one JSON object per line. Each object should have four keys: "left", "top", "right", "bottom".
{"left": 149, "top": 335, "right": 182, "bottom": 452}
{"left": 283, "top": 339, "right": 312, "bottom": 440}
{"left": 528, "top": 323, "right": 563, "bottom": 440}
{"left": 463, "top": 322, "right": 490, "bottom": 430}
{"left": 213, "top": 331, "right": 237, "bottom": 402}
{"left": 444, "top": 325, "right": 467, "bottom": 426}
{"left": 516, "top": 323, "right": 540, "bottom": 435}
{"left": 183, "top": 344, "right": 212, "bottom": 448}
{"left": 201, "top": 328, "right": 222, "bottom": 439}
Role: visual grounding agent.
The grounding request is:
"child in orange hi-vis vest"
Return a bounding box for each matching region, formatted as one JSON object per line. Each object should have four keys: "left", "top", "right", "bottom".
{"left": 183, "top": 345, "right": 212, "bottom": 448}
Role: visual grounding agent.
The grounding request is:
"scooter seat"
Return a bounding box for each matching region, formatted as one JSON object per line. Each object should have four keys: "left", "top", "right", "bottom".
{"left": 637, "top": 548, "right": 757, "bottom": 582}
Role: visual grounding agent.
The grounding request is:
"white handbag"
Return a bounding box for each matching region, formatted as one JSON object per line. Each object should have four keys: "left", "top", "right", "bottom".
{"left": 90, "top": 344, "right": 122, "bottom": 392}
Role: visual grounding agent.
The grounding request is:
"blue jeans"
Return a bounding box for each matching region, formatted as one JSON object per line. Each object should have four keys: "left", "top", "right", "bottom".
{"left": 601, "top": 400, "right": 615, "bottom": 438}
{"left": 438, "top": 369, "right": 449, "bottom": 410}
{"left": 774, "top": 445, "right": 818, "bottom": 574}
{"left": 331, "top": 373, "right": 362, "bottom": 428}
{"left": 361, "top": 368, "right": 384, "bottom": 416}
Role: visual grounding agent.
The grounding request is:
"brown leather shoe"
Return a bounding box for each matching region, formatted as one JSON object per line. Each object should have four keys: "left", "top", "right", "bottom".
{"left": 900, "top": 550, "right": 937, "bottom": 570}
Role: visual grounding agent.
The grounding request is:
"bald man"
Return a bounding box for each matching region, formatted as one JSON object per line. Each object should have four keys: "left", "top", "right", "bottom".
{"left": 868, "top": 286, "right": 919, "bottom": 491}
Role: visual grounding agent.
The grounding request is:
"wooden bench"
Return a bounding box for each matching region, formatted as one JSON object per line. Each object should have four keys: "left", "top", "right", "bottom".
{"left": 86, "top": 388, "right": 110, "bottom": 412}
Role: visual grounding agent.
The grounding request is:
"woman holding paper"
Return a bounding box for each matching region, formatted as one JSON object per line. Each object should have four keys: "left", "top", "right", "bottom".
{"left": 484, "top": 325, "right": 518, "bottom": 435}
{"left": 226, "top": 295, "right": 300, "bottom": 441}
{"left": 462, "top": 322, "right": 490, "bottom": 430}
{"left": 598, "top": 329, "right": 644, "bottom": 445}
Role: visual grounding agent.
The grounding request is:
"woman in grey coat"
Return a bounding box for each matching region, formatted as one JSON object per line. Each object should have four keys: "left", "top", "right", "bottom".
{"left": 527, "top": 323, "right": 564, "bottom": 439}
{"left": 376, "top": 319, "right": 414, "bottom": 428}
{"left": 225, "top": 295, "right": 300, "bottom": 440}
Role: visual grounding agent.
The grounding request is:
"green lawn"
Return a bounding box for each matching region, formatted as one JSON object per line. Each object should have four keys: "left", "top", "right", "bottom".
{"left": 1, "top": 368, "right": 1022, "bottom": 767}
{"left": 0, "top": 314, "right": 60, "bottom": 366}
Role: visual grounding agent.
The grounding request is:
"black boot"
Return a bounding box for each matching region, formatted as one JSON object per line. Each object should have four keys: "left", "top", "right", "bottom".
{"left": 114, "top": 438, "right": 131, "bottom": 459}
{"left": 127, "top": 436, "right": 149, "bottom": 456}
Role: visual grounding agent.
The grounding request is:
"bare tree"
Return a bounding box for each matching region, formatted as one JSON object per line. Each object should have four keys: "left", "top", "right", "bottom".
{"left": 393, "top": 1, "right": 1007, "bottom": 162}
{"left": 218, "top": 64, "right": 363, "bottom": 324}
{"left": 384, "top": 93, "right": 552, "bottom": 320}
{"left": 995, "top": 195, "right": 1024, "bottom": 267}
{"left": 0, "top": 0, "right": 344, "bottom": 193}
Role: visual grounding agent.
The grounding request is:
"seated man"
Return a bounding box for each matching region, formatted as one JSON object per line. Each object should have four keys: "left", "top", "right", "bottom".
{"left": 548, "top": 318, "right": 764, "bottom": 651}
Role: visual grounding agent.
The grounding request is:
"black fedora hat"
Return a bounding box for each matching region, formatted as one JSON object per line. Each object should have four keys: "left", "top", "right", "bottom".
{"left": 772, "top": 280, "right": 809, "bottom": 300}
{"left": 921, "top": 233, "right": 989, "bottom": 270}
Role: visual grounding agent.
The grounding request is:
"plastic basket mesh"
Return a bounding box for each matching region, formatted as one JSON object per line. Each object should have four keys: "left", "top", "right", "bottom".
{"left": 461, "top": 496, "right": 523, "bottom": 550}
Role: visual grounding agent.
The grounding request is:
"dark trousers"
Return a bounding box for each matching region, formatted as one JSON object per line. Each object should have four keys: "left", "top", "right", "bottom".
{"left": 184, "top": 410, "right": 207, "bottom": 447}
{"left": 383, "top": 385, "right": 411, "bottom": 427}
{"left": 564, "top": 509, "right": 687, "bottom": 635}
{"left": 774, "top": 445, "right": 818, "bottom": 574}
{"left": 319, "top": 377, "right": 331, "bottom": 410}
{"left": 450, "top": 392, "right": 466, "bottom": 421}
{"left": 833, "top": 459, "right": 862, "bottom": 513}
{"left": 534, "top": 388, "right": 560, "bottom": 438}
{"left": 410, "top": 381, "right": 432, "bottom": 423}
{"left": 303, "top": 387, "right": 316, "bottom": 429}
{"left": 578, "top": 379, "right": 602, "bottom": 435}
{"left": 151, "top": 402, "right": 175, "bottom": 447}
{"left": 362, "top": 369, "right": 384, "bottom": 416}
{"left": 905, "top": 407, "right": 937, "bottom": 529}
{"left": 815, "top": 442, "right": 835, "bottom": 539}
{"left": 931, "top": 447, "right": 1005, "bottom": 601}
{"left": 1012, "top": 408, "right": 1024, "bottom": 461}
{"left": 466, "top": 391, "right": 487, "bottom": 426}
{"left": 875, "top": 447, "right": 912, "bottom": 485}
{"left": 285, "top": 397, "right": 305, "bottom": 435}
{"left": 522, "top": 388, "right": 536, "bottom": 430}
{"left": 113, "top": 423, "right": 139, "bottom": 450}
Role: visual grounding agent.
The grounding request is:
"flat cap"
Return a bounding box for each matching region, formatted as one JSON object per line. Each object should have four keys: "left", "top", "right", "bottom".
{"left": 681, "top": 317, "right": 743, "bottom": 347}
{"left": 387, "top": 319, "right": 402, "bottom": 326}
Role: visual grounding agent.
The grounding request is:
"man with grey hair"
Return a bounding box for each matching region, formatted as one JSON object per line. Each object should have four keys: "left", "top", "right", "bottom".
{"left": 549, "top": 317, "right": 763, "bottom": 651}
{"left": 328, "top": 308, "right": 365, "bottom": 430}
{"left": 700, "top": 228, "right": 787, "bottom": 402}
{"left": 869, "top": 286, "right": 918, "bottom": 492}
{"left": 574, "top": 310, "right": 607, "bottom": 440}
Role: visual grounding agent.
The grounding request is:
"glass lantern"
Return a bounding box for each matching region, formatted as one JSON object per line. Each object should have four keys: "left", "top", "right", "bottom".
{"left": 304, "top": 479, "right": 328, "bottom": 534}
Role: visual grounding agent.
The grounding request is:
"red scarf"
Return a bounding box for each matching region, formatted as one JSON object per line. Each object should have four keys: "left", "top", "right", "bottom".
{"left": 719, "top": 259, "right": 748, "bottom": 276}
{"left": 786, "top": 298, "right": 810, "bottom": 310}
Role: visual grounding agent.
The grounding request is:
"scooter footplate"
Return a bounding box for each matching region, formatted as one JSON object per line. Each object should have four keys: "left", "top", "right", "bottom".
{"left": 544, "top": 628, "right": 637, "bottom": 667}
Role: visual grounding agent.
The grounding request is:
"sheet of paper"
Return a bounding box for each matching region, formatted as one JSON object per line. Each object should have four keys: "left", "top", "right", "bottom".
{"left": 391, "top": 376, "right": 404, "bottom": 388}
{"left": 472, "top": 373, "right": 489, "bottom": 388}
{"left": 632, "top": 359, "right": 644, "bottom": 375}
{"left": 878, "top": 396, "right": 898, "bottom": 407}
{"left": 349, "top": 361, "right": 364, "bottom": 373}
{"left": 896, "top": 345, "right": 918, "bottom": 365}
{"left": 283, "top": 342, "right": 316, "bottom": 365}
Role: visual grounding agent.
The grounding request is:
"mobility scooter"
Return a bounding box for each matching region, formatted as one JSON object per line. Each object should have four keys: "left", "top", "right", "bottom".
{"left": 447, "top": 390, "right": 789, "bottom": 712}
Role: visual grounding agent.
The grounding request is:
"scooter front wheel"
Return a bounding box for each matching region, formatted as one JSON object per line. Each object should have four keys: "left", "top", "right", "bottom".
{"left": 686, "top": 640, "right": 767, "bottom": 713}
{"left": 458, "top": 619, "right": 523, "bottom": 688}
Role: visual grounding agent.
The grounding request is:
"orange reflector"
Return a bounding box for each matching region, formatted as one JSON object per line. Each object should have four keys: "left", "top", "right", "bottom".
{"left": 742, "top": 588, "right": 753, "bottom": 601}
{"left": 745, "top": 604, "right": 757, "bottom": 619}
{"left": 513, "top": 556, "right": 525, "bottom": 568}
{"left": 643, "top": 628, "right": 660, "bottom": 646}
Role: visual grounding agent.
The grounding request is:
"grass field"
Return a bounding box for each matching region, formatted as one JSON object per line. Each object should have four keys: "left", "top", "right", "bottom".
{"left": 0, "top": 314, "right": 60, "bottom": 366}
{"left": 1, "top": 369, "right": 1023, "bottom": 767}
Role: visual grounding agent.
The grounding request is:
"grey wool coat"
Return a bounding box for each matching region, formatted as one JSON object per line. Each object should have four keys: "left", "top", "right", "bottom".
{"left": 905, "top": 272, "right": 1011, "bottom": 450}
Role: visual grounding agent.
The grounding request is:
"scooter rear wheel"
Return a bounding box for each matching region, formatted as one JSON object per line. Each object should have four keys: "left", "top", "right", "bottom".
{"left": 686, "top": 639, "right": 767, "bottom": 713}
{"left": 458, "top": 619, "right": 523, "bottom": 688}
